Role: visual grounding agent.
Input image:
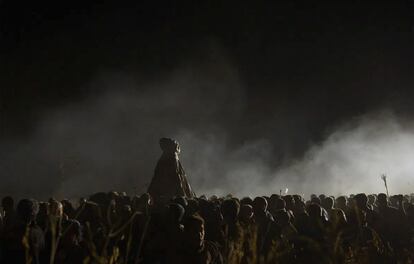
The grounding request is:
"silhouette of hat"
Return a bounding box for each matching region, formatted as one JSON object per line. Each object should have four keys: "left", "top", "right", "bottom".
{"left": 159, "top": 137, "right": 178, "bottom": 151}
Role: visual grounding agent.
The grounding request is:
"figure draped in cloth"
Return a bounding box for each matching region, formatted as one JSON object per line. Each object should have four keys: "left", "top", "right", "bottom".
{"left": 148, "top": 138, "right": 195, "bottom": 206}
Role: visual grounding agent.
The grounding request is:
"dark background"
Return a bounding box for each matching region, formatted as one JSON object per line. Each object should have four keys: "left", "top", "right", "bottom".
{"left": 0, "top": 1, "right": 413, "bottom": 198}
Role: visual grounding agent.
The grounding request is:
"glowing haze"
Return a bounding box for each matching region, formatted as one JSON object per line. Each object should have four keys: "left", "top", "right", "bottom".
{"left": 0, "top": 54, "right": 413, "bottom": 199}
{"left": 182, "top": 112, "right": 414, "bottom": 197}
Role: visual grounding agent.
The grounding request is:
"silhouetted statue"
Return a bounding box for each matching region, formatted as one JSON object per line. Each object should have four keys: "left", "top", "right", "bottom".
{"left": 148, "top": 138, "right": 195, "bottom": 206}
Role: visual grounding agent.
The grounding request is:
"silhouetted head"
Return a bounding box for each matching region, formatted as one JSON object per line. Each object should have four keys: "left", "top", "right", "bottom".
{"left": 183, "top": 214, "right": 205, "bottom": 251}
{"left": 253, "top": 196, "right": 268, "bottom": 216}
{"left": 48, "top": 198, "right": 63, "bottom": 217}
{"left": 78, "top": 201, "right": 102, "bottom": 225}
{"left": 140, "top": 193, "right": 152, "bottom": 205}
{"left": 240, "top": 197, "right": 253, "bottom": 206}
{"left": 17, "top": 199, "right": 39, "bottom": 224}
{"left": 133, "top": 193, "right": 152, "bottom": 212}
{"left": 322, "top": 197, "right": 334, "bottom": 210}
{"left": 307, "top": 203, "right": 323, "bottom": 220}
{"left": 367, "top": 194, "right": 376, "bottom": 205}
{"left": 293, "top": 195, "right": 303, "bottom": 204}
{"left": 269, "top": 195, "right": 279, "bottom": 211}
{"left": 335, "top": 196, "right": 347, "bottom": 208}
{"left": 61, "top": 199, "right": 76, "bottom": 218}
{"left": 159, "top": 138, "right": 180, "bottom": 154}
{"left": 275, "top": 198, "right": 286, "bottom": 210}
{"left": 2, "top": 196, "right": 14, "bottom": 212}
{"left": 388, "top": 195, "right": 400, "bottom": 207}
{"left": 295, "top": 200, "right": 306, "bottom": 214}
{"left": 310, "top": 196, "right": 321, "bottom": 205}
{"left": 270, "top": 194, "right": 280, "bottom": 202}
{"left": 221, "top": 199, "right": 240, "bottom": 223}
{"left": 377, "top": 193, "right": 388, "bottom": 207}
{"left": 239, "top": 204, "right": 253, "bottom": 223}
{"left": 118, "top": 205, "right": 132, "bottom": 221}
{"left": 354, "top": 193, "right": 368, "bottom": 209}
{"left": 283, "top": 195, "right": 295, "bottom": 210}
{"left": 38, "top": 202, "right": 48, "bottom": 217}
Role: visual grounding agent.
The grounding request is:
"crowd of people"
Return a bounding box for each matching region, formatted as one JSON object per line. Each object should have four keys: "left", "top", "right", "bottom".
{"left": 0, "top": 191, "right": 414, "bottom": 263}
{"left": 1, "top": 138, "right": 413, "bottom": 263}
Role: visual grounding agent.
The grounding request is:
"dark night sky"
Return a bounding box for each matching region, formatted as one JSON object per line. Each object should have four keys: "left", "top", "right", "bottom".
{"left": 0, "top": 1, "right": 413, "bottom": 197}
{"left": 1, "top": 1, "right": 413, "bottom": 136}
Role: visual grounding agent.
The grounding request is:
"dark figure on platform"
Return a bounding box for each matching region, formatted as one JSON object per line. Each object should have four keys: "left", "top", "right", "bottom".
{"left": 148, "top": 138, "right": 195, "bottom": 206}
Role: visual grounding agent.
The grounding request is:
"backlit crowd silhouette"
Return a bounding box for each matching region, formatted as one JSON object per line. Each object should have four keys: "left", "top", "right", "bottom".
{"left": 1, "top": 138, "right": 413, "bottom": 263}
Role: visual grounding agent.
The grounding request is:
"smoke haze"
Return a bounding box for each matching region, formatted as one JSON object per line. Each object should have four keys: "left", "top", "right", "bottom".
{"left": 1, "top": 55, "right": 413, "bottom": 199}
